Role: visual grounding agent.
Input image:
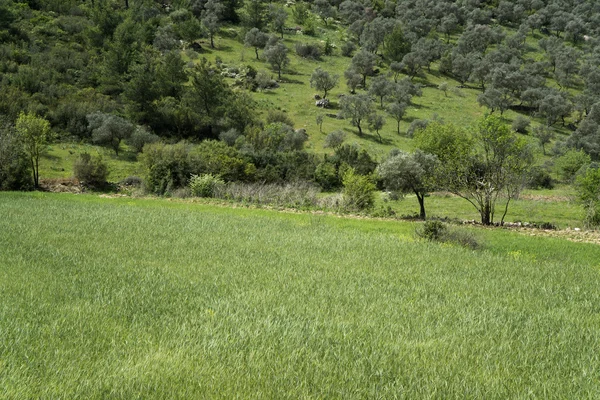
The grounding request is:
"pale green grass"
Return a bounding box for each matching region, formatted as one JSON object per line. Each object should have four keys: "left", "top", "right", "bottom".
{"left": 1, "top": 192, "right": 600, "bottom": 398}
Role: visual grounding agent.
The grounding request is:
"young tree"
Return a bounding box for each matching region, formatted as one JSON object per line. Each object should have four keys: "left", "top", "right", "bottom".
{"left": 316, "top": 114, "right": 324, "bottom": 132}
{"left": 312, "top": 0, "right": 336, "bottom": 26}
{"left": 367, "top": 113, "right": 385, "bottom": 143}
{"left": 244, "top": 28, "right": 269, "bottom": 59}
{"left": 310, "top": 68, "right": 339, "bottom": 99}
{"left": 202, "top": 0, "right": 224, "bottom": 48}
{"left": 339, "top": 94, "right": 374, "bottom": 136}
{"left": 324, "top": 130, "right": 346, "bottom": 149}
{"left": 533, "top": 125, "right": 554, "bottom": 155}
{"left": 264, "top": 42, "right": 289, "bottom": 79}
{"left": 377, "top": 149, "right": 438, "bottom": 219}
{"left": 387, "top": 101, "right": 407, "bottom": 135}
{"left": 15, "top": 112, "right": 53, "bottom": 188}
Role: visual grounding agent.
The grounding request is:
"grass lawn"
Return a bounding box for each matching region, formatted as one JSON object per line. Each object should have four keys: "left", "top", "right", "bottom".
{"left": 1, "top": 192, "right": 600, "bottom": 398}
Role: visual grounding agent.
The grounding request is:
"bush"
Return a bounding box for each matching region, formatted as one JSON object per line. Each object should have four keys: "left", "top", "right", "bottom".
{"left": 324, "top": 130, "right": 346, "bottom": 149}
{"left": 219, "top": 128, "right": 241, "bottom": 146}
{"left": 407, "top": 119, "right": 429, "bottom": 138}
{"left": 266, "top": 110, "right": 294, "bottom": 127}
{"left": 73, "top": 152, "right": 109, "bottom": 187}
{"left": 141, "top": 141, "right": 193, "bottom": 195}
{"left": 0, "top": 126, "right": 31, "bottom": 191}
{"left": 295, "top": 42, "right": 321, "bottom": 60}
{"left": 315, "top": 161, "right": 339, "bottom": 190}
{"left": 342, "top": 168, "right": 376, "bottom": 212}
{"left": 511, "top": 115, "right": 530, "bottom": 134}
{"left": 189, "top": 173, "right": 225, "bottom": 198}
{"left": 555, "top": 149, "right": 591, "bottom": 182}
{"left": 415, "top": 220, "right": 447, "bottom": 241}
{"left": 128, "top": 127, "right": 160, "bottom": 153}
{"left": 416, "top": 220, "right": 481, "bottom": 249}
{"left": 527, "top": 166, "right": 554, "bottom": 189}
{"left": 341, "top": 41, "right": 356, "bottom": 57}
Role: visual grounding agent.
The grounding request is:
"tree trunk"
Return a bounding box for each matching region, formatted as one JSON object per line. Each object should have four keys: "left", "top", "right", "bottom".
{"left": 416, "top": 192, "right": 426, "bottom": 220}
{"left": 357, "top": 122, "right": 362, "bottom": 136}
{"left": 397, "top": 120, "right": 400, "bottom": 135}
{"left": 255, "top": 47, "right": 259, "bottom": 60}
{"left": 481, "top": 201, "right": 492, "bottom": 225}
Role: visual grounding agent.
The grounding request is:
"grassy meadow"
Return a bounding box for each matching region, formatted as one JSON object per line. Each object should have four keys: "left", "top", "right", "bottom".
{"left": 1, "top": 192, "right": 600, "bottom": 398}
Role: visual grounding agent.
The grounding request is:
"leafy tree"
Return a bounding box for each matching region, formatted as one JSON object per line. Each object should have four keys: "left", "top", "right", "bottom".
{"left": 383, "top": 25, "right": 411, "bottom": 62}
{"left": 244, "top": 28, "right": 269, "bottom": 60}
{"left": 243, "top": 0, "right": 267, "bottom": 29}
{"left": 268, "top": 4, "right": 287, "bottom": 38}
{"left": 87, "top": 112, "right": 135, "bottom": 156}
{"left": 533, "top": 125, "right": 554, "bottom": 155}
{"left": 568, "top": 104, "right": 600, "bottom": 160}
{"left": 367, "top": 113, "right": 385, "bottom": 143}
{"left": 539, "top": 93, "right": 572, "bottom": 126}
{"left": 377, "top": 149, "right": 438, "bottom": 219}
{"left": 368, "top": 76, "right": 394, "bottom": 108}
{"left": 339, "top": 94, "right": 374, "bottom": 136}
{"left": 312, "top": 0, "right": 336, "bottom": 26}
{"left": 73, "top": 153, "right": 109, "bottom": 187}
{"left": 350, "top": 50, "right": 377, "bottom": 87}
{"left": 202, "top": 0, "right": 225, "bottom": 48}
{"left": 264, "top": 42, "right": 289, "bottom": 80}
{"left": 344, "top": 69, "right": 362, "bottom": 93}
{"left": 316, "top": 114, "right": 324, "bottom": 132}
{"left": 310, "top": 68, "right": 339, "bottom": 99}
{"left": 387, "top": 101, "right": 407, "bottom": 135}
{"left": 361, "top": 17, "right": 396, "bottom": 55}
{"left": 415, "top": 116, "right": 533, "bottom": 225}
{"left": 477, "top": 88, "right": 512, "bottom": 116}
{"left": 15, "top": 112, "right": 53, "bottom": 188}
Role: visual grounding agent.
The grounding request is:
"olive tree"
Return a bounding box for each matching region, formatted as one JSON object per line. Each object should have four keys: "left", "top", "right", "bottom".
{"left": 377, "top": 149, "right": 438, "bottom": 219}
{"left": 339, "top": 94, "right": 374, "bottom": 136}
{"left": 310, "top": 68, "right": 339, "bottom": 99}
{"left": 415, "top": 116, "right": 533, "bottom": 225}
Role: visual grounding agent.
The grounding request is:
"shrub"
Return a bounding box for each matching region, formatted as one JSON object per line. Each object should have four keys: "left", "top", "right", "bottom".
{"left": 407, "top": 119, "right": 429, "bottom": 138}
{"left": 219, "top": 128, "right": 241, "bottom": 146}
{"left": 416, "top": 220, "right": 447, "bottom": 241}
{"left": 315, "top": 161, "right": 339, "bottom": 190}
{"left": 295, "top": 42, "right": 321, "bottom": 59}
{"left": 189, "top": 173, "right": 225, "bottom": 198}
{"left": 266, "top": 110, "right": 294, "bottom": 127}
{"left": 0, "top": 125, "right": 31, "bottom": 191}
{"left": 341, "top": 41, "right": 356, "bottom": 57}
{"left": 555, "top": 149, "right": 591, "bottom": 182}
{"left": 323, "top": 130, "right": 346, "bottom": 149}
{"left": 128, "top": 127, "right": 160, "bottom": 153}
{"left": 416, "top": 220, "right": 481, "bottom": 249}
{"left": 73, "top": 152, "right": 109, "bottom": 187}
{"left": 141, "top": 141, "right": 192, "bottom": 195}
{"left": 342, "top": 168, "right": 376, "bottom": 212}
{"left": 511, "top": 115, "right": 530, "bottom": 134}
{"left": 527, "top": 166, "right": 554, "bottom": 189}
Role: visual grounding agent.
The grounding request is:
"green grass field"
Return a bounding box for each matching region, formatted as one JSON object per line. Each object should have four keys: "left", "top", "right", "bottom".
{"left": 1, "top": 192, "right": 600, "bottom": 398}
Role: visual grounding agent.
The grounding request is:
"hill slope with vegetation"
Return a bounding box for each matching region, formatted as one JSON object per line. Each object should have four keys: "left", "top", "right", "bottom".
{"left": 2, "top": 0, "right": 600, "bottom": 226}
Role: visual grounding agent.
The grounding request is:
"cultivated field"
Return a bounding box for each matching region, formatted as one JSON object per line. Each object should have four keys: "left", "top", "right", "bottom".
{"left": 1, "top": 192, "right": 600, "bottom": 398}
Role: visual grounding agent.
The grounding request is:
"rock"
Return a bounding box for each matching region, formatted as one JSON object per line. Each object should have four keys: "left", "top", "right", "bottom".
{"left": 315, "top": 98, "right": 330, "bottom": 108}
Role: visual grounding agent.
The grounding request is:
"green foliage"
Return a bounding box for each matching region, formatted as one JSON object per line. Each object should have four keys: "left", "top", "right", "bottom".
{"left": 291, "top": 2, "right": 309, "bottom": 24}
{"left": 310, "top": 68, "right": 339, "bottom": 98}
{"left": 342, "top": 168, "right": 376, "bottom": 212}
{"left": 576, "top": 167, "right": 600, "bottom": 227}
{"left": 141, "top": 141, "right": 193, "bottom": 195}
{"left": 87, "top": 112, "right": 134, "bottom": 156}
{"left": 415, "top": 220, "right": 447, "bottom": 241}
{"left": 555, "top": 149, "right": 591, "bottom": 182}
{"left": 15, "top": 112, "right": 53, "bottom": 188}
{"left": 0, "top": 123, "right": 31, "bottom": 190}
{"left": 128, "top": 127, "right": 159, "bottom": 153}
{"left": 323, "top": 130, "right": 346, "bottom": 149}
{"left": 511, "top": 115, "right": 531, "bottom": 134}
{"left": 315, "top": 161, "right": 339, "bottom": 190}
{"left": 189, "top": 173, "right": 225, "bottom": 198}
{"left": 73, "top": 153, "right": 109, "bottom": 188}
